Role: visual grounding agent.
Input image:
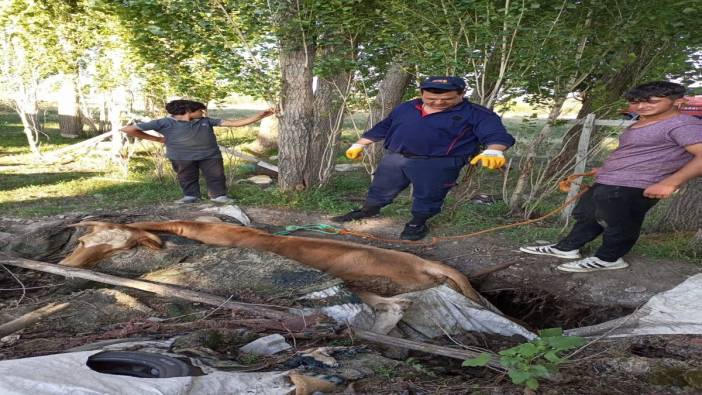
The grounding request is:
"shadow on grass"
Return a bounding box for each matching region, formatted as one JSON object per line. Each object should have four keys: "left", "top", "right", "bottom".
{"left": 0, "top": 179, "right": 181, "bottom": 217}
{"left": 0, "top": 172, "right": 103, "bottom": 191}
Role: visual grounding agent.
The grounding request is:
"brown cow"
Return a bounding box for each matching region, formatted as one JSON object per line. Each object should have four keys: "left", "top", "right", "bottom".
{"left": 61, "top": 219, "right": 485, "bottom": 334}
{"left": 127, "top": 220, "right": 482, "bottom": 303}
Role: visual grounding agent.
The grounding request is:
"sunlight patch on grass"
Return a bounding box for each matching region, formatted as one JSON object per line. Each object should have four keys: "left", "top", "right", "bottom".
{"left": 0, "top": 177, "right": 137, "bottom": 204}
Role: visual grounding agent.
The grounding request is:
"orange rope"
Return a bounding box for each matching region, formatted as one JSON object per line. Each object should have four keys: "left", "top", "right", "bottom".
{"left": 337, "top": 172, "right": 595, "bottom": 246}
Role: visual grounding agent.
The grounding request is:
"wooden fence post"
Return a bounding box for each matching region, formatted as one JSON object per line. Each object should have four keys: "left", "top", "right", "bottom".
{"left": 561, "top": 113, "right": 595, "bottom": 221}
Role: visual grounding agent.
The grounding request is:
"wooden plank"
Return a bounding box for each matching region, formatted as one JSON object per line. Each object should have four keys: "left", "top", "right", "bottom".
{"left": 0, "top": 302, "right": 69, "bottom": 338}
{"left": 219, "top": 145, "right": 279, "bottom": 174}
{"left": 44, "top": 132, "right": 112, "bottom": 157}
{"left": 352, "top": 329, "right": 503, "bottom": 370}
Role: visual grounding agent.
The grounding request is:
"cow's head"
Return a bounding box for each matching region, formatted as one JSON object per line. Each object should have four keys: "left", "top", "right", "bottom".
{"left": 60, "top": 221, "right": 162, "bottom": 268}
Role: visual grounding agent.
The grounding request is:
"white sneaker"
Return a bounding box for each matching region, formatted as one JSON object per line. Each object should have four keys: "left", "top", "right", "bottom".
{"left": 175, "top": 196, "right": 199, "bottom": 204}
{"left": 556, "top": 257, "right": 628, "bottom": 273}
{"left": 519, "top": 244, "right": 581, "bottom": 259}
{"left": 210, "top": 195, "right": 234, "bottom": 203}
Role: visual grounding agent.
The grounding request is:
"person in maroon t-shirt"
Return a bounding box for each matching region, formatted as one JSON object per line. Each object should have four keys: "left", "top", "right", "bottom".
{"left": 520, "top": 81, "right": 702, "bottom": 272}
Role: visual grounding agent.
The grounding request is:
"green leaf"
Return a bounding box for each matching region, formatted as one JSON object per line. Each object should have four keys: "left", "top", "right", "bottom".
{"left": 543, "top": 335, "right": 586, "bottom": 350}
{"left": 526, "top": 378, "right": 540, "bottom": 390}
{"left": 462, "top": 353, "right": 491, "bottom": 367}
{"left": 499, "top": 346, "right": 520, "bottom": 357}
{"left": 531, "top": 364, "right": 551, "bottom": 377}
{"left": 515, "top": 342, "right": 539, "bottom": 357}
{"left": 544, "top": 351, "right": 561, "bottom": 363}
{"left": 507, "top": 370, "right": 531, "bottom": 384}
{"left": 538, "top": 328, "right": 563, "bottom": 337}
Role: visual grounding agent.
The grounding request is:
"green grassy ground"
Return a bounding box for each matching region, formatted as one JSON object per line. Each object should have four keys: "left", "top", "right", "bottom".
{"left": 0, "top": 106, "right": 697, "bottom": 262}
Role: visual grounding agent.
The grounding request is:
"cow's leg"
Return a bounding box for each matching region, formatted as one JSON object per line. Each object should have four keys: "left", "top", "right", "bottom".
{"left": 356, "top": 291, "right": 412, "bottom": 335}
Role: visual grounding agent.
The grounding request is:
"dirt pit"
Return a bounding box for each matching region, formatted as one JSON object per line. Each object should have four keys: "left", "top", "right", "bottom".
{"left": 1, "top": 203, "right": 701, "bottom": 394}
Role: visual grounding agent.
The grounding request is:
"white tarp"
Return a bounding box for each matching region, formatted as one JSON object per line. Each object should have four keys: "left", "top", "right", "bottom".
{"left": 566, "top": 273, "right": 702, "bottom": 337}
{"left": 314, "top": 285, "right": 536, "bottom": 340}
{"left": 0, "top": 351, "right": 293, "bottom": 395}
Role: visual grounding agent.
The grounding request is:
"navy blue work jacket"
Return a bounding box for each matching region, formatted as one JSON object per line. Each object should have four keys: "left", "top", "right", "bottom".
{"left": 362, "top": 99, "right": 515, "bottom": 157}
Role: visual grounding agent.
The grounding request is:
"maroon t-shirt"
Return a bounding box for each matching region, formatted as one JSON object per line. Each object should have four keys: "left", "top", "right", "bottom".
{"left": 596, "top": 114, "right": 702, "bottom": 189}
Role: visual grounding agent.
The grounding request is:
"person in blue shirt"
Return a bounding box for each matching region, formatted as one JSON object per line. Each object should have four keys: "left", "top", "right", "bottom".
{"left": 332, "top": 76, "right": 515, "bottom": 240}
{"left": 121, "top": 99, "right": 274, "bottom": 204}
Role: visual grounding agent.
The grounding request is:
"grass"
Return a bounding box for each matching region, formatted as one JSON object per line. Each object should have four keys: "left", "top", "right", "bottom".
{"left": 0, "top": 106, "right": 698, "bottom": 263}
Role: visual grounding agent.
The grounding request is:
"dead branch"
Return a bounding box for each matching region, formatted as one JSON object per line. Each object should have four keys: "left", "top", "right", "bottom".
{"left": 351, "top": 329, "right": 503, "bottom": 370}
{"left": 0, "top": 302, "right": 69, "bottom": 338}
{"left": 470, "top": 261, "right": 519, "bottom": 278}
{"left": 218, "top": 145, "right": 279, "bottom": 175}
{"left": 0, "top": 255, "right": 294, "bottom": 321}
{"left": 44, "top": 131, "right": 112, "bottom": 159}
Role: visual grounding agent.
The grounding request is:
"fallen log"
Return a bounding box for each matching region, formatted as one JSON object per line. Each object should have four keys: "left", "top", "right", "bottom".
{"left": 352, "top": 329, "right": 503, "bottom": 370}
{"left": 44, "top": 132, "right": 112, "bottom": 158}
{"left": 219, "top": 145, "right": 279, "bottom": 175}
{"left": 0, "top": 302, "right": 69, "bottom": 338}
{"left": 0, "top": 255, "right": 294, "bottom": 321}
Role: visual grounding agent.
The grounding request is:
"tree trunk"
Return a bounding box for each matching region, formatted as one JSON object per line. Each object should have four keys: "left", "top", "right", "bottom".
{"left": 363, "top": 63, "right": 412, "bottom": 174}
{"left": 109, "top": 87, "right": 128, "bottom": 168}
{"left": 16, "top": 103, "right": 42, "bottom": 157}
{"left": 307, "top": 60, "right": 352, "bottom": 187}
{"left": 99, "top": 93, "right": 109, "bottom": 133}
{"left": 468, "top": 48, "right": 503, "bottom": 108}
{"left": 651, "top": 178, "right": 702, "bottom": 232}
{"left": 12, "top": 81, "right": 42, "bottom": 157}
{"left": 276, "top": 2, "right": 315, "bottom": 191}
{"left": 58, "top": 74, "right": 83, "bottom": 138}
{"left": 248, "top": 116, "right": 279, "bottom": 153}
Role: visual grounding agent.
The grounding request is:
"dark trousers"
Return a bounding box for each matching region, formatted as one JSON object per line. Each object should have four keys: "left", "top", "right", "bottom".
{"left": 170, "top": 158, "right": 227, "bottom": 198}
{"left": 554, "top": 183, "right": 658, "bottom": 262}
{"left": 365, "top": 152, "right": 466, "bottom": 219}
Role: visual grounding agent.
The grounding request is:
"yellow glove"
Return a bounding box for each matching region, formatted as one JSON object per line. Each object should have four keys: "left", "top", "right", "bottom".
{"left": 345, "top": 143, "right": 366, "bottom": 160}
{"left": 469, "top": 149, "right": 505, "bottom": 170}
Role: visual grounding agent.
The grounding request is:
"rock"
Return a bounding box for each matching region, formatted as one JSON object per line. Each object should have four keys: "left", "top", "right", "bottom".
{"left": 335, "top": 164, "right": 363, "bottom": 172}
{"left": 0, "top": 231, "right": 13, "bottom": 248}
{"left": 201, "top": 205, "right": 251, "bottom": 226}
{"left": 239, "top": 334, "right": 291, "bottom": 356}
{"left": 469, "top": 193, "right": 498, "bottom": 204}
{"left": 245, "top": 175, "right": 273, "bottom": 185}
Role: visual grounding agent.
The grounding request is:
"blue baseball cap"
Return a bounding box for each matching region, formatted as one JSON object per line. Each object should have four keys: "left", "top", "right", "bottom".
{"left": 419, "top": 76, "right": 466, "bottom": 91}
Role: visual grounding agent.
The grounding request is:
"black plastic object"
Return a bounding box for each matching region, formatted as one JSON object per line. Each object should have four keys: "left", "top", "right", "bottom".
{"left": 86, "top": 351, "right": 204, "bottom": 378}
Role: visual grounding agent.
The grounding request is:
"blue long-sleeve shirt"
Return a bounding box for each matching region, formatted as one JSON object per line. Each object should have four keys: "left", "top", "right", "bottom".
{"left": 362, "top": 99, "right": 515, "bottom": 157}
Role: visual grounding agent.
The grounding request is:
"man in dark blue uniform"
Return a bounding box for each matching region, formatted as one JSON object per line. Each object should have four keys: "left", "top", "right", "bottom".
{"left": 332, "top": 76, "right": 515, "bottom": 240}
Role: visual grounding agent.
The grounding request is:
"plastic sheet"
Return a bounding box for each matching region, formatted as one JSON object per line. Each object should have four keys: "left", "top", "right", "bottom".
{"left": 566, "top": 273, "right": 702, "bottom": 337}
{"left": 0, "top": 351, "right": 293, "bottom": 395}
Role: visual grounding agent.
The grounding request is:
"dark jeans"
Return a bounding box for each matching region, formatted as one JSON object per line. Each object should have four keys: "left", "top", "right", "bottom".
{"left": 555, "top": 183, "right": 658, "bottom": 262}
{"left": 365, "top": 152, "right": 466, "bottom": 218}
{"left": 170, "top": 158, "right": 227, "bottom": 198}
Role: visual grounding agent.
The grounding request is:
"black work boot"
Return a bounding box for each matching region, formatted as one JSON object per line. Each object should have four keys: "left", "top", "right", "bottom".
{"left": 331, "top": 206, "right": 381, "bottom": 222}
{"left": 400, "top": 217, "right": 430, "bottom": 241}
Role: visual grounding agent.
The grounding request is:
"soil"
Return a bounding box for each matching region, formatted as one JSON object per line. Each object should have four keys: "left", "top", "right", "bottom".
{"left": 1, "top": 202, "right": 701, "bottom": 394}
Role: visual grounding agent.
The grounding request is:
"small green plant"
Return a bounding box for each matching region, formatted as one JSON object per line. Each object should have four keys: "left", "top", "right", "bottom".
{"left": 404, "top": 357, "right": 436, "bottom": 377}
{"left": 238, "top": 352, "right": 260, "bottom": 365}
{"left": 371, "top": 362, "right": 399, "bottom": 379}
{"left": 463, "top": 328, "right": 585, "bottom": 391}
